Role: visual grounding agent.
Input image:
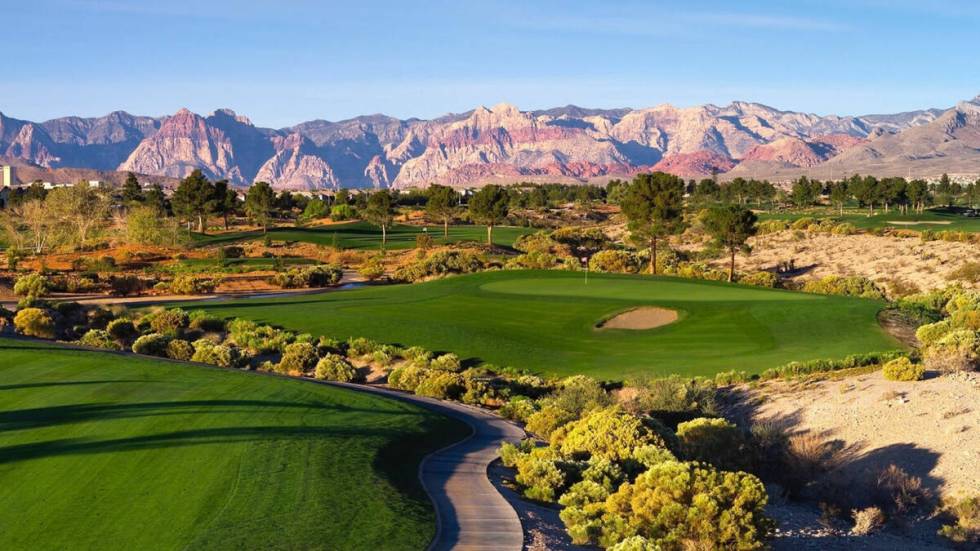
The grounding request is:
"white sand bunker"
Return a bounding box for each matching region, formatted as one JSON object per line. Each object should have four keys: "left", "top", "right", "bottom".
{"left": 886, "top": 220, "right": 952, "bottom": 226}
{"left": 596, "top": 307, "right": 679, "bottom": 330}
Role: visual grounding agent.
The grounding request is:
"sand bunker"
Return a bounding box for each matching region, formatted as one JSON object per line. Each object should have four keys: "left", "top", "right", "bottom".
{"left": 886, "top": 220, "right": 952, "bottom": 226}
{"left": 596, "top": 307, "right": 678, "bottom": 330}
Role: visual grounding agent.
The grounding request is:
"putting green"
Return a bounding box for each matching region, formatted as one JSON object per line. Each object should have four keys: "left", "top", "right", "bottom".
{"left": 0, "top": 338, "right": 467, "bottom": 550}
{"left": 177, "top": 270, "right": 900, "bottom": 379}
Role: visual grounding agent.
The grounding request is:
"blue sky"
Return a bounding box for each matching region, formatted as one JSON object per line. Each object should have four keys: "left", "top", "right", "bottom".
{"left": 5, "top": 0, "right": 980, "bottom": 127}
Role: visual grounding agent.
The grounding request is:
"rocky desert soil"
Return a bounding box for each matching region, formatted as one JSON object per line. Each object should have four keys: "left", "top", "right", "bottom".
{"left": 722, "top": 232, "right": 979, "bottom": 292}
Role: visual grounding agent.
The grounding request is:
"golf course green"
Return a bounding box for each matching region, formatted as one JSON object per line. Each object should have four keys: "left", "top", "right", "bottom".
{"left": 0, "top": 338, "right": 467, "bottom": 550}
{"left": 192, "top": 221, "right": 535, "bottom": 250}
{"left": 759, "top": 206, "right": 980, "bottom": 232}
{"left": 178, "top": 270, "right": 900, "bottom": 378}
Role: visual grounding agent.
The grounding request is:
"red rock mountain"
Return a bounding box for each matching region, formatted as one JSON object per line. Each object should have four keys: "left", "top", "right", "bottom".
{"left": 2, "top": 96, "right": 978, "bottom": 188}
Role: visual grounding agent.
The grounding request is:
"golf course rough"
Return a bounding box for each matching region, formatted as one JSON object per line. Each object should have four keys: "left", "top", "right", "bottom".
{"left": 178, "top": 270, "right": 901, "bottom": 379}
{"left": 0, "top": 338, "right": 468, "bottom": 550}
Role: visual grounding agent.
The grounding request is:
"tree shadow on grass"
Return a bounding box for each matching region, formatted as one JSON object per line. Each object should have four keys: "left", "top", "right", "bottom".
{"left": 0, "top": 380, "right": 149, "bottom": 392}
{"left": 0, "top": 399, "right": 424, "bottom": 432}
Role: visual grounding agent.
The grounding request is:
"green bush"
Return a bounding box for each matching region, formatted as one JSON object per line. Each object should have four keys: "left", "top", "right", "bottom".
{"left": 676, "top": 417, "right": 749, "bottom": 471}
{"left": 166, "top": 339, "right": 194, "bottom": 361}
{"left": 589, "top": 460, "right": 772, "bottom": 549}
{"left": 387, "top": 365, "right": 428, "bottom": 392}
{"left": 346, "top": 336, "right": 381, "bottom": 357}
{"left": 589, "top": 250, "right": 639, "bottom": 274}
{"left": 78, "top": 329, "right": 121, "bottom": 350}
{"left": 607, "top": 536, "right": 662, "bottom": 551}
{"left": 276, "top": 342, "right": 319, "bottom": 374}
{"left": 881, "top": 357, "right": 925, "bottom": 381}
{"left": 756, "top": 219, "right": 789, "bottom": 234}
{"left": 132, "top": 333, "right": 171, "bottom": 357}
{"left": 191, "top": 341, "right": 242, "bottom": 368}
{"left": 188, "top": 311, "right": 227, "bottom": 332}
{"left": 13, "top": 273, "right": 49, "bottom": 299}
{"left": 271, "top": 265, "right": 343, "bottom": 288}
{"left": 108, "top": 275, "right": 144, "bottom": 297}
{"left": 13, "top": 308, "right": 56, "bottom": 338}
{"left": 526, "top": 404, "right": 578, "bottom": 438}
{"left": 221, "top": 246, "right": 245, "bottom": 259}
{"left": 513, "top": 447, "right": 567, "bottom": 502}
{"left": 802, "top": 275, "right": 885, "bottom": 299}
{"left": 148, "top": 308, "right": 189, "bottom": 335}
{"left": 106, "top": 318, "right": 139, "bottom": 342}
{"left": 739, "top": 271, "right": 779, "bottom": 288}
{"left": 500, "top": 395, "right": 538, "bottom": 422}
{"left": 415, "top": 371, "right": 465, "bottom": 400}
{"left": 429, "top": 352, "right": 462, "bottom": 372}
{"left": 330, "top": 204, "right": 356, "bottom": 221}
{"left": 392, "top": 250, "right": 487, "bottom": 282}
{"left": 169, "top": 275, "right": 219, "bottom": 295}
{"left": 550, "top": 406, "right": 666, "bottom": 462}
{"left": 314, "top": 354, "right": 359, "bottom": 382}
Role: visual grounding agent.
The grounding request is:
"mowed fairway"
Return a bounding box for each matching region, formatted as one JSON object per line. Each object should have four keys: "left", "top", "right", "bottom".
{"left": 0, "top": 339, "right": 467, "bottom": 550}
{"left": 192, "top": 221, "right": 535, "bottom": 250}
{"left": 180, "top": 270, "right": 900, "bottom": 379}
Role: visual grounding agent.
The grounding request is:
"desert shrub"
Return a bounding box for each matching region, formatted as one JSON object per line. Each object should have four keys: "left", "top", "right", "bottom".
{"left": 221, "top": 246, "right": 245, "bottom": 259}
{"left": 415, "top": 371, "right": 465, "bottom": 400}
{"left": 330, "top": 204, "right": 356, "bottom": 221}
{"left": 756, "top": 219, "right": 788, "bottom": 234}
{"left": 939, "top": 495, "right": 980, "bottom": 545}
{"left": 148, "top": 308, "right": 189, "bottom": 335}
{"left": 550, "top": 407, "right": 666, "bottom": 462}
{"left": 276, "top": 342, "right": 319, "bottom": 374}
{"left": 915, "top": 320, "right": 952, "bottom": 346}
{"left": 401, "top": 345, "right": 433, "bottom": 367}
{"left": 582, "top": 460, "right": 772, "bottom": 549}
{"left": 78, "top": 329, "right": 120, "bottom": 350}
{"left": 526, "top": 404, "right": 578, "bottom": 438}
{"left": 166, "top": 339, "right": 194, "bottom": 361}
{"left": 106, "top": 318, "right": 138, "bottom": 342}
{"left": 589, "top": 250, "right": 639, "bottom": 274}
{"left": 393, "top": 249, "right": 487, "bottom": 282}
{"left": 387, "top": 365, "right": 428, "bottom": 392}
{"left": 314, "top": 354, "right": 359, "bottom": 382}
{"left": 106, "top": 274, "right": 143, "bottom": 297}
{"left": 358, "top": 258, "right": 385, "bottom": 281}
{"left": 13, "top": 273, "right": 49, "bottom": 299}
{"left": 270, "top": 265, "right": 343, "bottom": 288}
{"left": 881, "top": 357, "right": 925, "bottom": 381}
{"left": 739, "top": 271, "right": 779, "bottom": 288}
{"left": 851, "top": 506, "right": 885, "bottom": 536}
{"left": 500, "top": 395, "right": 538, "bottom": 422}
{"left": 132, "top": 333, "right": 171, "bottom": 357}
{"left": 676, "top": 417, "right": 749, "bottom": 471}
{"left": 831, "top": 222, "right": 858, "bottom": 235}
{"left": 188, "top": 311, "right": 226, "bottom": 332}
{"left": 191, "top": 341, "right": 242, "bottom": 369}
{"left": 924, "top": 329, "right": 979, "bottom": 372}
{"left": 13, "top": 308, "right": 56, "bottom": 338}
{"left": 607, "top": 536, "right": 662, "bottom": 551}
{"left": 802, "top": 275, "right": 885, "bottom": 299}
{"left": 618, "top": 375, "right": 718, "bottom": 421}
{"left": 674, "top": 261, "right": 727, "bottom": 281}
{"left": 226, "top": 319, "right": 293, "bottom": 354}
{"left": 499, "top": 439, "right": 535, "bottom": 468}
{"left": 429, "top": 352, "right": 462, "bottom": 372}
{"left": 506, "top": 251, "right": 570, "bottom": 270}
{"left": 370, "top": 346, "right": 395, "bottom": 367}
{"left": 791, "top": 216, "right": 817, "bottom": 230}
{"left": 875, "top": 464, "right": 931, "bottom": 515}
{"left": 513, "top": 447, "right": 568, "bottom": 502}
{"left": 169, "top": 274, "right": 218, "bottom": 295}
{"left": 947, "top": 262, "right": 980, "bottom": 284}
{"left": 346, "top": 336, "right": 380, "bottom": 357}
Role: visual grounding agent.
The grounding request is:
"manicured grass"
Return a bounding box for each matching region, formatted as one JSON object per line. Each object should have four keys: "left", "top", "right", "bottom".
{"left": 0, "top": 339, "right": 468, "bottom": 550}
{"left": 759, "top": 206, "right": 980, "bottom": 232}
{"left": 192, "top": 221, "right": 535, "bottom": 250}
{"left": 175, "top": 270, "right": 900, "bottom": 379}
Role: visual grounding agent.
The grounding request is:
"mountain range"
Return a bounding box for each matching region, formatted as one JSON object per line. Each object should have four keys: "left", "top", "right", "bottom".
{"left": 2, "top": 95, "right": 979, "bottom": 190}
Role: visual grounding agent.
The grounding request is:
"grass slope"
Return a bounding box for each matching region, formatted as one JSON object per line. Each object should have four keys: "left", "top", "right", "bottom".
{"left": 0, "top": 339, "right": 468, "bottom": 550}
{"left": 192, "top": 221, "right": 535, "bottom": 250}
{"left": 759, "top": 206, "right": 980, "bottom": 232}
{"left": 177, "top": 270, "right": 900, "bottom": 379}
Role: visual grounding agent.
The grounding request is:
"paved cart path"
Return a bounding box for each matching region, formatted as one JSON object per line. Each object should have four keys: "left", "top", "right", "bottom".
{"left": 324, "top": 383, "right": 526, "bottom": 551}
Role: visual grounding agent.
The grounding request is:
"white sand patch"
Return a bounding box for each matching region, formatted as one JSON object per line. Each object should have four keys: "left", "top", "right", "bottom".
{"left": 886, "top": 220, "right": 952, "bottom": 226}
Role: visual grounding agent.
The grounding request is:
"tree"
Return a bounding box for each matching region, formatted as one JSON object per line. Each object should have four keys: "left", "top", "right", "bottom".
{"left": 468, "top": 184, "right": 510, "bottom": 245}
{"left": 144, "top": 183, "right": 168, "bottom": 213}
{"left": 363, "top": 190, "right": 395, "bottom": 250}
{"left": 621, "top": 172, "right": 686, "bottom": 275}
{"left": 425, "top": 184, "right": 459, "bottom": 238}
{"left": 170, "top": 170, "right": 217, "bottom": 233}
{"left": 789, "top": 176, "right": 820, "bottom": 208}
{"left": 45, "top": 183, "right": 110, "bottom": 247}
{"left": 213, "top": 180, "right": 237, "bottom": 230}
{"left": 121, "top": 172, "right": 144, "bottom": 204}
{"left": 907, "top": 180, "right": 930, "bottom": 213}
{"left": 245, "top": 181, "right": 276, "bottom": 232}
{"left": 702, "top": 205, "right": 758, "bottom": 282}
{"left": 829, "top": 181, "right": 849, "bottom": 215}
